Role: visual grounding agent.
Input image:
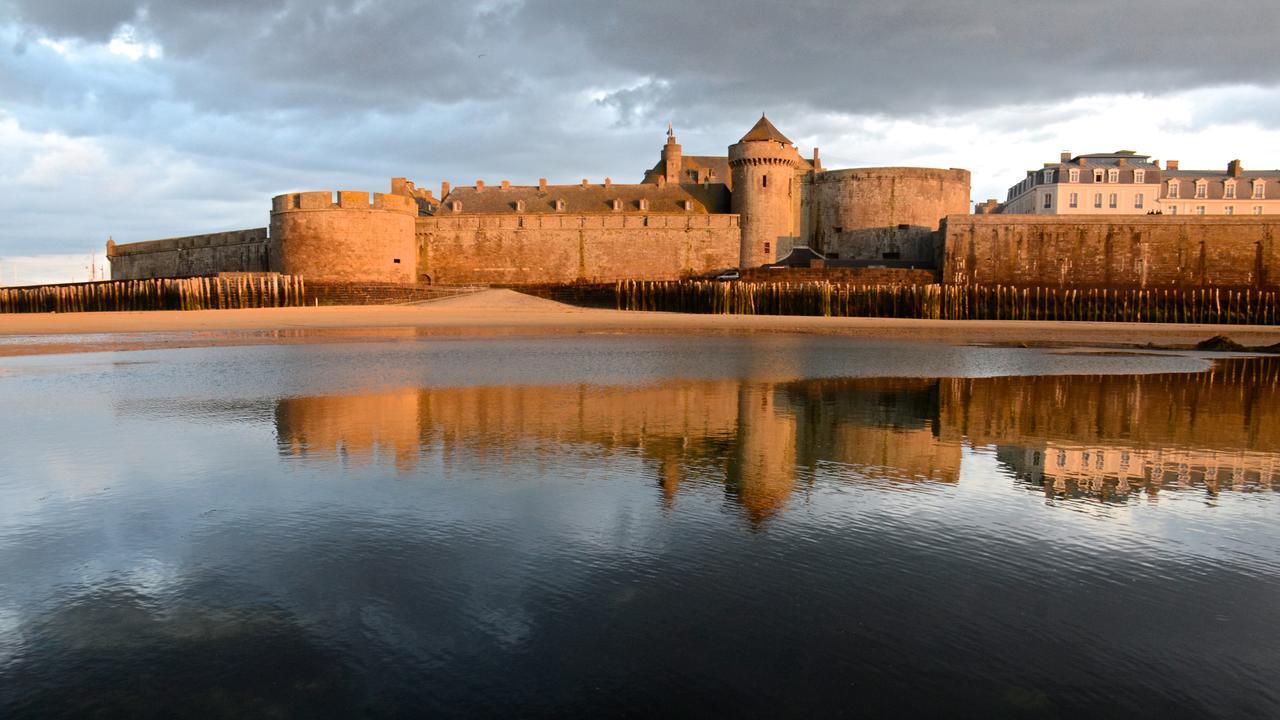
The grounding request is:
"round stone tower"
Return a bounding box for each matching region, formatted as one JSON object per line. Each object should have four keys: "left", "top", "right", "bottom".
{"left": 269, "top": 190, "right": 418, "bottom": 283}
{"left": 729, "top": 115, "right": 805, "bottom": 268}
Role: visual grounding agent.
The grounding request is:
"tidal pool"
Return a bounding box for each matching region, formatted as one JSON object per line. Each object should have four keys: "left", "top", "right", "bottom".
{"left": 1, "top": 336, "right": 1277, "bottom": 718}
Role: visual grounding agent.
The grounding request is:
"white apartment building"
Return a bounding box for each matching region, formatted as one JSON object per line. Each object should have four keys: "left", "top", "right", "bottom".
{"left": 991, "top": 152, "right": 1280, "bottom": 216}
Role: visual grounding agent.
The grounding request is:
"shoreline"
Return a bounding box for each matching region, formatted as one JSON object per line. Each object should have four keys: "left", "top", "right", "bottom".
{"left": 2, "top": 290, "right": 1279, "bottom": 358}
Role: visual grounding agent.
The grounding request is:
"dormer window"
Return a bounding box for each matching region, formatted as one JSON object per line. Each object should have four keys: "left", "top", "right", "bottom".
{"left": 1168, "top": 181, "right": 1180, "bottom": 199}
{"left": 1042, "top": 169, "right": 1055, "bottom": 183}
{"left": 515, "top": 199, "right": 526, "bottom": 212}
{"left": 1068, "top": 169, "right": 1080, "bottom": 183}
{"left": 611, "top": 199, "right": 623, "bottom": 212}
{"left": 1195, "top": 181, "right": 1207, "bottom": 199}
{"left": 638, "top": 198, "right": 649, "bottom": 211}
{"left": 1224, "top": 182, "right": 1236, "bottom": 199}
{"left": 1134, "top": 170, "right": 1145, "bottom": 183}
{"left": 1094, "top": 169, "right": 1105, "bottom": 183}
{"left": 450, "top": 200, "right": 462, "bottom": 213}
{"left": 681, "top": 200, "right": 693, "bottom": 212}
{"left": 555, "top": 199, "right": 566, "bottom": 212}
{"left": 1108, "top": 169, "right": 1119, "bottom": 183}
{"left": 1253, "top": 181, "right": 1266, "bottom": 199}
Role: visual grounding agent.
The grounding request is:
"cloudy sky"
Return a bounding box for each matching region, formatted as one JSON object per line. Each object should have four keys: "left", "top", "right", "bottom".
{"left": 3, "top": 0, "right": 1280, "bottom": 283}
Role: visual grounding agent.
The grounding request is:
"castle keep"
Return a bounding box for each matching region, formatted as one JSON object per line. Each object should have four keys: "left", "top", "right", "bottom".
{"left": 107, "top": 117, "right": 971, "bottom": 285}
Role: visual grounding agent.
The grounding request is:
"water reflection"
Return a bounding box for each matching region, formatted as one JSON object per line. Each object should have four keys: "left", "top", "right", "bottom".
{"left": 273, "top": 357, "right": 1280, "bottom": 518}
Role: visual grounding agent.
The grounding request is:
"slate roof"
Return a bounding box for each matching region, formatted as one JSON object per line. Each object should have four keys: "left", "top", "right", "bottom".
{"left": 439, "top": 182, "right": 731, "bottom": 214}
{"left": 739, "top": 115, "right": 792, "bottom": 145}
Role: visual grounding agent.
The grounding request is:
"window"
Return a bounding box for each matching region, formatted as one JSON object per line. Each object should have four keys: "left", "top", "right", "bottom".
{"left": 762, "top": 175, "right": 768, "bottom": 188}
{"left": 1253, "top": 181, "right": 1266, "bottom": 199}
{"left": 1069, "top": 169, "right": 1080, "bottom": 183}
{"left": 1225, "top": 182, "right": 1236, "bottom": 199}
{"left": 1094, "top": 169, "right": 1105, "bottom": 183}
{"left": 1069, "top": 192, "right": 1079, "bottom": 208}
{"left": 1042, "top": 169, "right": 1055, "bottom": 183}
{"left": 1043, "top": 193, "right": 1052, "bottom": 209}
{"left": 833, "top": 226, "right": 843, "bottom": 234}
{"left": 1134, "top": 170, "right": 1145, "bottom": 183}
{"left": 1108, "top": 169, "right": 1119, "bottom": 183}
{"left": 1255, "top": 206, "right": 1265, "bottom": 215}
{"left": 763, "top": 242, "right": 771, "bottom": 254}
{"left": 1169, "top": 205, "right": 1178, "bottom": 215}
{"left": 1168, "top": 181, "right": 1180, "bottom": 199}
{"left": 1225, "top": 206, "right": 1234, "bottom": 215}
{"left": 1195, "top": 205, "right": 1206, "bottom": 215}
{"left": 1094, "top": 193, "right": 1103, "bottom": 208}
{"left": 392, "top": 258, "right": 401, "bottom": 264}
{"left": 1109, "top": 193, "right": 1118, "bottom": 209}
{"left": 1195, "top": 182, "right": 1207, "bottom": 199}
{"left": 1135, "top": 193, "right": 1144, "bottom": 209}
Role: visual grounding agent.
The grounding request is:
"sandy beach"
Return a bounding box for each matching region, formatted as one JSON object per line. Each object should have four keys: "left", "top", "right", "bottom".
{"left": 1, "top": 289, "right": 1279, "bottom": 357}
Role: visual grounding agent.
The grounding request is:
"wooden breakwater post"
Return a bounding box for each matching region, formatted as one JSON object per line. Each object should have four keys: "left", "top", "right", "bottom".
{"left": 609, "top": 279, "right": 1280, "bottom": 325}
{"left": 0, "top": 274, "right": 308, "bottom": 314}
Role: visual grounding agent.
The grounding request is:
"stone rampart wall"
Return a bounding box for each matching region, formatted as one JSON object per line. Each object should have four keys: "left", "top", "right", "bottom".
{"left": 806, "top": 167, "right": 969, "bottom": 264}
{"left": 417, "top": 213, "right": 741, "bottom": 284}
{"left": 270, "top": 191, "right": 418, "bottom": 284}
{"left": 108, "top": 228, "right": 269, "bottom": 280}
{"left": 943, "top": 215, "right": 1280, "bottom": 289}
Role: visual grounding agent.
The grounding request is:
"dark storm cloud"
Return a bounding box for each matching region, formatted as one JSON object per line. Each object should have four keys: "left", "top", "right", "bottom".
{"left": 6, "top": 0, "right": 1279, "bottom": 118}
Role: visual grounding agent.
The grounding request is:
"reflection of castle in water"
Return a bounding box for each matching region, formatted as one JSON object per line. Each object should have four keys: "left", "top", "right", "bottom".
{"left": 274, "top": 358, "right": 1280, "bottom": 520}
{"left": 275, "top": 377, "right": 960, "bottom": 524}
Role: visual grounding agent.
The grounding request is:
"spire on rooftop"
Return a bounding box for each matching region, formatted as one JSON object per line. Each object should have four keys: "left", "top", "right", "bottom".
{"left": 738, "top": 114, "right": 792, "bottom": 145}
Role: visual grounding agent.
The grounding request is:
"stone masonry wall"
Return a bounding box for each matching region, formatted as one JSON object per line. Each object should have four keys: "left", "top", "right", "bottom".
{"left": 108, "top": 228, "right": 269, "bottom": 280}
{"left": 270, "top": 191, "right": 418, "bottom": 284}
{"left": 806, "top": 168, "right": 970, "bottom": 266}
{"left": 944, "top": 215, "right": 1280, "bottom": 289}
{"left": 416, "top": 214, "right": 741, "bottom": 284}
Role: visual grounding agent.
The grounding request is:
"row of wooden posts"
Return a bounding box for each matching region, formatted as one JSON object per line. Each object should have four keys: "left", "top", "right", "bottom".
{"left": 0, "top": 275, "right": 307, "bottom": 314}
{"left": 615, "top": 280, "right": 1280, "bottom": 325}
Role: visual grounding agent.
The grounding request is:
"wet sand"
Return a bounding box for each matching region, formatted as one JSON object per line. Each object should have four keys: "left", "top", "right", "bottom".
{"left": 1, "top": 289, "right": 1278, "bottom": 357}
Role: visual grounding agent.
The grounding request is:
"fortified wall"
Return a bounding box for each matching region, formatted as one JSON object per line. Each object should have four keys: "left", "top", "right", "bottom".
{"left": 804, "top": 167, "right": 970, "bottom": 266}
{"left": 106, "top": 228, "right": 269, "bottom": 280}
{"left": 416, "top": 213, "right": 740, "bottom": 284}
{"left": 270, "top": 191, "right": 418, "bottom": 283}
{"left": 944, "top": 215, "right": 1280, "bottom": 289}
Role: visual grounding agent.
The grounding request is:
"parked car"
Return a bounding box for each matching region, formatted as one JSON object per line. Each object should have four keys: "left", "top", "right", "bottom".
{"left": 714, "top": 270, "right": 740, "bottom": 281}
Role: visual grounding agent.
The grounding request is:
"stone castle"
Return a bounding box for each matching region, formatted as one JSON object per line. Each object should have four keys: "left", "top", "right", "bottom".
{"left": 107, "top": 117, "right": 971, "bottom": 285}
{"left": 107, "top": 116, "right": 1280, "bottom": 292}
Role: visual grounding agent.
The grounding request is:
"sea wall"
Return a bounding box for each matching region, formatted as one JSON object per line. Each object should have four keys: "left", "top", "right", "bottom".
{"left": 107, "top": 228, "right": 269, "bottom": 280}
{"left": 270, "top": 191, "right": 418, "bottom": 284}
{"left": 416, "top": 213, "right": 741, "bottom": 284}
{"left": 944, "top": 215, "right": 1280, "bottom": 289}
{"left": 806, "top": 167, "right": 970, "bottom": 265}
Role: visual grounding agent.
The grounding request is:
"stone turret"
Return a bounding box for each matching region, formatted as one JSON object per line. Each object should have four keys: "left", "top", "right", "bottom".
{"left": 729, "top": 115, "right": 804, "bottom": 268}
{"left": 661, "top": 123, "right": 682, "bottom": 185}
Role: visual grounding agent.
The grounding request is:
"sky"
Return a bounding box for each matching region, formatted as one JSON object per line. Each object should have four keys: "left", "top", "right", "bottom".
{"left": 3, "top": 0, "right": 1280, "bottom": 284}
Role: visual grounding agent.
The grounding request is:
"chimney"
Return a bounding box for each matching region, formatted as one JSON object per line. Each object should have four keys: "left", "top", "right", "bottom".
{"left": 581, "top": 178, "right": 589, "bottom": 187}
{"left": 1060, "top": 152, "right": 1071, "bottom": 163}
{"left": 476, "top": 180, "right": 485, "bottom": 192}
{"left": 813, "top": 147, "right": 822, "bottom": 172}
{"left": 423, "top": 189, "right": 434, "bottom": 200}
{"left": 1076, "top": 157, "right": 1087, "bottom": 166}
{"left": 1228, "top": 159, "right": 1243, "bottom": 177}
{"left": 501, "top": 179, "right": 511, "bottom": 190}
{"left": 538, "top": 178, "right": 547, "bottom": 191}
{"left": 1167, "top": 160, "right": 1179, "bottom": 170}
{"left": 604, "top": 177, "right": 612, "bottom": 188}
{"left": 441, "top": 181, "right": 450, "bottom": 197}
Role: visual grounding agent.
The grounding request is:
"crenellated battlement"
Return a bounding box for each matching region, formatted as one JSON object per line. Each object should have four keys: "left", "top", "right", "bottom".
{"left": 271, "top": 191, "right": 418, "bottom": 215}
